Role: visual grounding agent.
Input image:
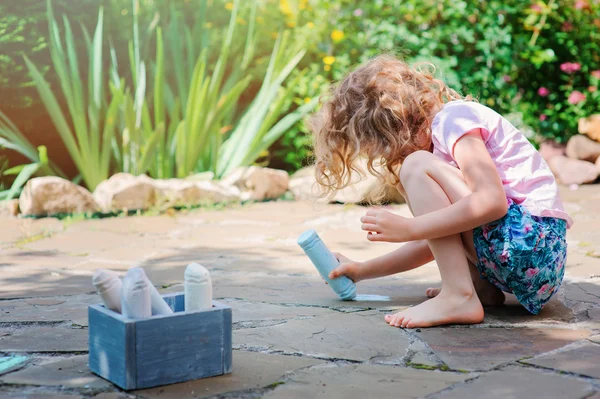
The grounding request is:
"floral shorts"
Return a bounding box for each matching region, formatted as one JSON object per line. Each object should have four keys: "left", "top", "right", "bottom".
{"left": 473, "top": 201, "right": 567, "bottom": 315}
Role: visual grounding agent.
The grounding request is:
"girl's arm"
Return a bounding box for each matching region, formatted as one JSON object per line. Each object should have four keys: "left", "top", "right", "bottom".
{"left": 330, "top": 240, "right": 433, "bottom": 282}
{"left": 365, "top": 130, "right": 507, "bottom": 242}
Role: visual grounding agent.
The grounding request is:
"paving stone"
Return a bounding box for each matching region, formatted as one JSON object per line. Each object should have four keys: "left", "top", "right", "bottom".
{"left": 212, "top": 273, "right": 431, "bottom": 310}
{"left": 0, "top": 393, "right": 83, "bottom": 399}
{"left": 415, "top": 327, "right": 591, "bottom": 371}
{"left": 0, "top": 267, "right": 93, "bottom": 299}
{"left": 264, "top": 363, "right": 468, "bottom": 399}
{"left": 0, "top": 218, "right": 63, "bottom": 249}
{"left": 564, "top": 281, "right": 600, "bottom": 305}
{"left": 93, "top": 394, "right": 132, "bottom": 399}
{"left": 22, "top": 230, "right": 135, "bottom": 254}
{"left": 431, "top": 366, "right": 593, "bottom": 399}
{"left": 0, "top": 325, "right": 87, "bottom": 352}
{"left": 0, "top": 355, "right": 29, "bottom": 375}
{"left": 408, "top": 339, "right": 441, "bottom": 368}
{"left": 1, "top": 249, "right": 86, "bottom": 271}
{"left": 0, "top": 295, "right": 95, "bottom": 323}
{"left": 135, "top": 351, "right": 322, "bottom": 399}
{"left": 0, "top": 355, "right": 110, "bottom": 390}
{"left": 410, "top": 351, "right": 440, "bottom": 368}
{"left": 233, "top": 312, "right": 410, "bottom": 363}
{"left": 222, "top": 299, "right": 333, "bottom": 323}
{"left": 483, "top": 295, "right": 575, "bottom": 324}
{"left": 68, "top": 214, "right": 182, "bottom": 236}
{"left": 24, "top": 298, "right": 66, "bottom": 306}
{"left": 523, "top": 342, "right": 600, "bottom": 378}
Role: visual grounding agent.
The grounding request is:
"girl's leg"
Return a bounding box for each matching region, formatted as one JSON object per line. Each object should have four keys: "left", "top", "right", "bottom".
{"left": 396, "top": 160, "right": 504, "bottom": 307}
{"left": 385, "top": 151, "right": 490, "bottom": 328}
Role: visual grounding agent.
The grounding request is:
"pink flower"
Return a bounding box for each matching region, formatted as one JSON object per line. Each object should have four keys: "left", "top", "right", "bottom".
{"left": 568, "top": 90, "right": 586, "bottom": 104}
{"left": 503, "top": 75, "right": 512, "bottom": 83}
{"left": 591, "top": 70, "right": 600, "bottom": 79}
{"left": 524, "top": 224, "right": 533, "bottom": 233}
{"left": 482, "top": 225, "right": 491, "bottom": 239}
{"left": 589, "top": 86, "right": 598, "bottom": 92}
{"left": 575, "top": 0, "right": 589, "bottom": 9}
{"left": 498, "top": 249, "right": 509, "bottom": 263}
{"left": 562, "top": 21, "right": 574, "bottom": 31}
{"left": 530, "top": 4, "right": 542, "bottom": 12}
{"left": 560, "top": 62, "right": 581, "bottom": 74}
{"left": 538, "top": 87, "right": 550, "bottom": 96}
{"left": 353, "top": 8, "right": 363, "bottom": 16}
{"left": 540, "top": 114, "right": 548, "bottom": 121}
{"left": 525, "top": 268, "right": 539, "bottom": 278}
{"left": 537, "top": 283, "right": 550, "bottom": 295}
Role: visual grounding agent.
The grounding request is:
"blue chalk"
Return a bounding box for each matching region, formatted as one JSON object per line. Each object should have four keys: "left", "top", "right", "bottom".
{"left": 297, "top": 229, "right": 356, "bottom": 300}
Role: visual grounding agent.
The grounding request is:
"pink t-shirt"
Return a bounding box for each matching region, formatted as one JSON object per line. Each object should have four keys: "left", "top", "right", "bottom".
{"left": 431, "top": 100, "right": 573, "bottom": 228}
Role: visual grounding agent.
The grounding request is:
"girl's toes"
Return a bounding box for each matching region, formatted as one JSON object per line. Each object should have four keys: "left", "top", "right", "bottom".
{"left": 384, "top": 314, "right": 392, "bottom": 322}
{"left": 394, "top": 315, "right": 405, "bottom": 327}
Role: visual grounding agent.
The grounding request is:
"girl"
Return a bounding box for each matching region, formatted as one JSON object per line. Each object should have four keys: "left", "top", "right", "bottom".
{"left": 311, "top": 55, "right": 572, "bottom": 329}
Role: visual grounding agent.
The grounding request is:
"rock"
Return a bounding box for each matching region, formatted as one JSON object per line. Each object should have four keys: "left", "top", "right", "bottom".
{"left": 547, "top": 156, "right": 598, "bottom": 185}
{"left": 538, "top": 140, "right": 566, "bottom": 162}
{"left": 222, "top": 167, "right": 289, "bottom": 201}
{"left": 19, "top": 177, "right": 99, "bottom": 216}
{"left": 153, "top": 179, "right": 241, "bottom": 207}
{"left": 93, "top": 173, "right": 157, "bottom": 212}
{"left": 578, "top": 114, "right": 600, "bottom": 142}
{"left": 289, "top": 165, "right": 404, "bottom": 204}
{"left": 566, "top": 134, "right": 600, "bottom": 162}
{"left": 0, "top": 199, "right": 19, "bottom": 218}
{"left": 184, "top": 171, "right": 215, "bottom": 181}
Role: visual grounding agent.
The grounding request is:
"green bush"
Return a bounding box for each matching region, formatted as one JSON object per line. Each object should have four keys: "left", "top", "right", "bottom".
{"left": 275, "top": 0, "right": 600, "bottom": 170}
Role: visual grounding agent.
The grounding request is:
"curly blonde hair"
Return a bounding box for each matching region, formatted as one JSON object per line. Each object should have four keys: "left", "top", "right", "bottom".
{"left": 310, "top": 55, "right": 464, "bottom": 199}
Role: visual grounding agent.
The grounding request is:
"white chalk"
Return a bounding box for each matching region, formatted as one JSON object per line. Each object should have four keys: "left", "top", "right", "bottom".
{"left": 184, "top": 263, "right": 212, "bottom": 312}
{"left": 92, "top": 269, "right": 122, "bottom": 313}
{"left": 147, "top": 277, "right": 173, "bottom": 316}
{"left": 121, "top": 268, "right": 152, "bottom": 319}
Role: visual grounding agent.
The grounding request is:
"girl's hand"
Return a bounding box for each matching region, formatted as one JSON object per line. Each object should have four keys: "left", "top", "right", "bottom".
{"left": 361, "top": 209, "right": 413, "bottom": 243}
{"left": 328, "top": 252, "right": 363, "bottom": 283}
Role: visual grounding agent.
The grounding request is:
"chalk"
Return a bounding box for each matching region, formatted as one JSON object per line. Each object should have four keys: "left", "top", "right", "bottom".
{"left": 147, "top": 278, "right": 174, "bottom": 316}
{"left": 353, "top": 294, "right": 391, "bottom": 302}
{"left": 121, "top": 268, "right": 152, "bottom": 319}
{"left": 184, "top": 263, "right": 213, "bottom": 311}
{"left": 297, "top": 229, "right": 356, "bottom": 300}
{"left": 92, "top": 269, "right": 122, "bottom": 313}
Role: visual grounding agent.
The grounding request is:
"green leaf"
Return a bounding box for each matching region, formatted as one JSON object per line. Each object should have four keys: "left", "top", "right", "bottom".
{"left": 6, "top": 163, "right": 40, "bottom": 201}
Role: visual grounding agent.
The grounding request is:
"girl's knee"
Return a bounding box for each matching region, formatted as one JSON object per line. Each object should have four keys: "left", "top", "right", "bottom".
{"left": 400, "top": 151, "right": 434, "bottom": 183}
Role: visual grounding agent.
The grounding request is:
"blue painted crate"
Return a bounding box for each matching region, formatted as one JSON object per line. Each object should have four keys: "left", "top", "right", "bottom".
{"left": 88, "top": 292, "right": 232, "bottom": 390}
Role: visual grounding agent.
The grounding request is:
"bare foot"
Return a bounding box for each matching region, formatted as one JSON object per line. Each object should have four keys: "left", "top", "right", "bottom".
{"left": 385, "top": 291, "right": 484, "bottom": 328}
{"left": 426, "top": 284, "right": 505, "bottom": 306}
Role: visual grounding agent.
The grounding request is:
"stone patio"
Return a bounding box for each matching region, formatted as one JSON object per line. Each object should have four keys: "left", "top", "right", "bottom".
{"left": 1, "top": 186, "right": 600, "bottom": 398}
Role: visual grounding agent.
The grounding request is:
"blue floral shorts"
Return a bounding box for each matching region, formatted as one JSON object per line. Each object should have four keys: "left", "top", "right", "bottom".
{"left": 473, "top": 201, "right": 567, "bottom": 315}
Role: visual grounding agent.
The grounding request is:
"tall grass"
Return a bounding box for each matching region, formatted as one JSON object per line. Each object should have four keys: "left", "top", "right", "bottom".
{"left": 25, "top": 0, "right": 120, "bottom": 190}
{"left": 0, "top": 109, "right": 65, "bottom": 200}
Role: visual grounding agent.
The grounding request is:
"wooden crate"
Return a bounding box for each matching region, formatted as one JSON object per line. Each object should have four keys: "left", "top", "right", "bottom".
{"left": 88, "top": 293, "right": 232, "bottom": 390}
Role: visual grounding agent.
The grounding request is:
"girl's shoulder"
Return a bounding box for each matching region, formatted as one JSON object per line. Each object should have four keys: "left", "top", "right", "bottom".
{"left": 439, "top": 100, "right": 499, "bottom": 118}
